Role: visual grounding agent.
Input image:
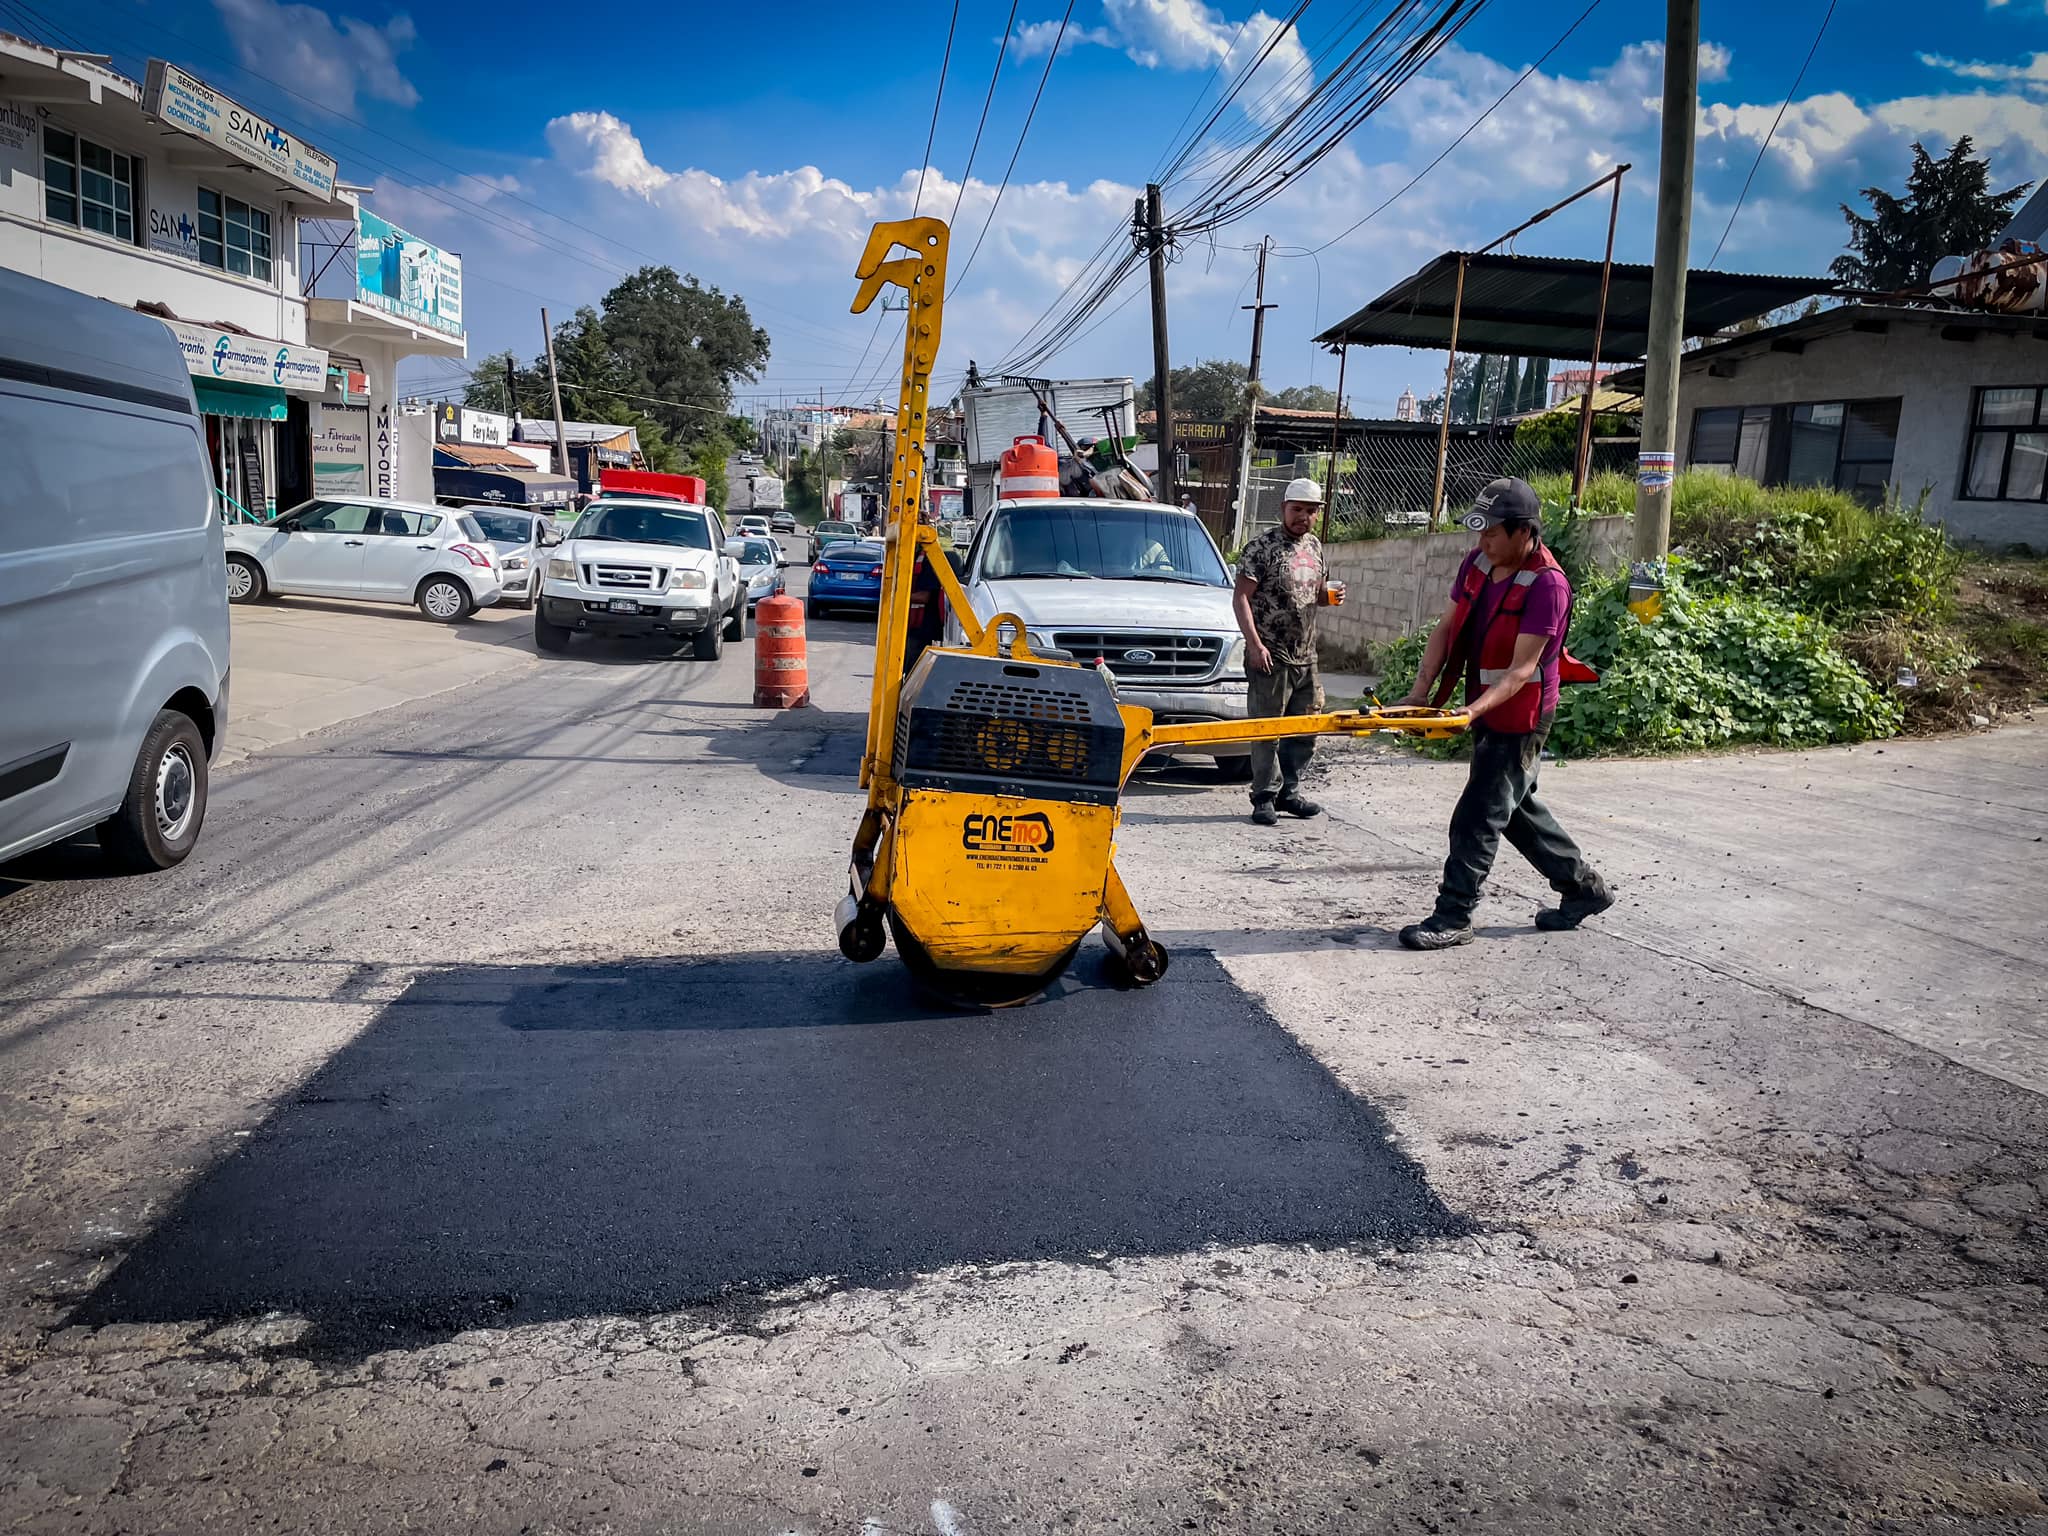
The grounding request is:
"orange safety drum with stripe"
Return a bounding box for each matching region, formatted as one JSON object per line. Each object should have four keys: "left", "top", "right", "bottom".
{"left": 999, "top": 435, "right": 1059, "bottom": 499}
{"left": 753, "top": 591, "right": 810, "bottom": 708}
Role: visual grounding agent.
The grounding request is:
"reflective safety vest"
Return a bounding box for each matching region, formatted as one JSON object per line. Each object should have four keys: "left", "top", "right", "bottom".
{"left": 1431, "top": 543, "right": 1598, "bottom": 733}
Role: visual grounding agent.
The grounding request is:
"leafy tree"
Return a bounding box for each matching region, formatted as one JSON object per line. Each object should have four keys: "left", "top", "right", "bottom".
{"left": 1268, "top": 383, "right": 1337, "bottom": 412}
{"left": 689, "top": 432, "right": 733, "bottom": 511}
{"left": 1498, "top": 358, "right": 1524, "bottom": 419}
{"left": 723, "top": 414, "right": 759, "bottom": 452}
{"left": 1520, "top": 356, "right": 1551, "bottom": 413}
{"left": 1417, "top": 355, "right": 1482, "bottom": 422}
{"left": 463, "top": 349, "right": 530, "bottom": 414}
{"left": 599, "top": 267, "right": 769, "bottom": 449}
{"left": 1832, "top": 137, "right": 2032, "bottom": 290}
{"left": 1134, "top": 358, "right": 1251, "bottom": 420}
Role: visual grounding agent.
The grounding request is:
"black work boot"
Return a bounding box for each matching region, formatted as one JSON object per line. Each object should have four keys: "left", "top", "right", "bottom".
{"left": 1398, "top": 915, "right": 1474, "bottom": 951}
{"left": 1535, "top": 875, "right": 1615, "bottom": 931}
{"left": 1250, "top": 799, "right": 1280, "bottom": 827}
{"left": 1274, "top": 791, "right": 1322, "bottom": 819}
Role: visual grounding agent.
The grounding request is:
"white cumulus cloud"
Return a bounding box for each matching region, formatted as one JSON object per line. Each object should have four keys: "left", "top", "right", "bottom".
{"left": 1919, "top": 51, "right": 2048, "bottom": 94}
{"left": 212, "top": 0, "right": 419, "bottom": 112}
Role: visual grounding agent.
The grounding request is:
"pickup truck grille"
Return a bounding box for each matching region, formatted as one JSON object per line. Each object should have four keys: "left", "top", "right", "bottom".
{"left": 1048, "top": 630, "right": 1227, "bottom": 681}
{"left": 583, "top": 562, "right": 664, "bottom": 591}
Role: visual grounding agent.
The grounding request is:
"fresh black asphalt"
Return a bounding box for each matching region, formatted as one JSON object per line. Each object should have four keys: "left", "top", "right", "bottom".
{"left": 80, "top": 950, "right": 1460, "bottom": 1339}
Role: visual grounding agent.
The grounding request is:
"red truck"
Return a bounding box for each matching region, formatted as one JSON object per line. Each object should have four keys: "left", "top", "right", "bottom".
{"left": 598, "top": 469, "right": 708, "bottom": 504}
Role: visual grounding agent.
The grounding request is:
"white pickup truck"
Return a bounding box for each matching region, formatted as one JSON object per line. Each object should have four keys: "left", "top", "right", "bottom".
{"left": 534, "top": 497, "right": 745, "bottom": 659}
{"left": 943, "top": 496, "right": 1251, "bottom": 775}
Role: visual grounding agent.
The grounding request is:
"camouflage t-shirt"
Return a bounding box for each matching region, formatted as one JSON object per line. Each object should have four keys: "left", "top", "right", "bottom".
{"left": 1238, "top": 526, "right": 1325, "bottom": 666}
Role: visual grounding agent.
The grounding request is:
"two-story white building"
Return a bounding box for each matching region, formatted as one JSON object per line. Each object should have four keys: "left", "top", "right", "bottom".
{"left": 0, "top": 32, "right": 462, "bottom": 515}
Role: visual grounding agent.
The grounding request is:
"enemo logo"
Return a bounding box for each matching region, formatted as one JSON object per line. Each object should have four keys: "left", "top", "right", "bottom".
{"left": 961, "top": 811, "right": 1055, "bottom": 856}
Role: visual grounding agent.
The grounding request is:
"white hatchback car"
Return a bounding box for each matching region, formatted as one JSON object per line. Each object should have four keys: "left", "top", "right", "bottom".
{"left": 224, "top": 497, "right": 503, "bottom": 621}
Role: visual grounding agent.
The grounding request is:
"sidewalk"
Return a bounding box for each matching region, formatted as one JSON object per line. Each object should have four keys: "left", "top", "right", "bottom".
{"left": 220, "top": 598, "right": 537, "bottom": 768}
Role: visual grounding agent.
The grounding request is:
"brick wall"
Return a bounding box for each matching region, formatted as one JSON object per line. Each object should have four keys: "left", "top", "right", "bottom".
{"left": 1316, "top": 516, "right": 1631, "bottom": 668}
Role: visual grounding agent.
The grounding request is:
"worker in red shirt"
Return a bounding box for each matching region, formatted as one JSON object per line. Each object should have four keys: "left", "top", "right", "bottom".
{"left": 1396, "top": 478, "right": 1612, "bottom": 950}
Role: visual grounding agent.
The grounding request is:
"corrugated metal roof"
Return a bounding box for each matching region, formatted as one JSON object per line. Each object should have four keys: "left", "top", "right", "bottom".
{"left": 1314, "top": 253, "right": 1836, "bottom": 361}
{"left": 434, "top": 441, "right": 534, "bottom": 468}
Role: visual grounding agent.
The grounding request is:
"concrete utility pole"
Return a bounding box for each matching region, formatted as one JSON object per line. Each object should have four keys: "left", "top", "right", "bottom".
{"left": 1633, "top": 0, "right": 1700, "bottom": 579}
{"left": 1138, "top": 184, "right": 1177, "bottom": 505}
{"left": 503, "top": 355, "right": 518, "bottom": 417}
{"left": 540, "top": 308, "right": 571, "bottom": 485}
{"left": 1233, "top": 236, "right": 1276, "bottom": 548}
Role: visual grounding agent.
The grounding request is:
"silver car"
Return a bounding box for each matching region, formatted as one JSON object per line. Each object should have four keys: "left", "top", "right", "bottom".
{"left": 224, "top": 497, "right": 504, "bottom": 622}
{"left": 726, "top": 536, "right": 784, "bottom": 612}
{"left": 461, "top": 506, "right": 562, "bottom": 609}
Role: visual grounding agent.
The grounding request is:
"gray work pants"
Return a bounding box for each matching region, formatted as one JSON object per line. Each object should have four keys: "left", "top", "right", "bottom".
{"left": 1433, "top": 720, "right": 1595, "bottom": 924}
{"left": 1248, "top": 659, "right": 1321, "bottom": 803}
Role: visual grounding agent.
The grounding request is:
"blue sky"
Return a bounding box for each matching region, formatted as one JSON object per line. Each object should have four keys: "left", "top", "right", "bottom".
{"left": 52, "top": 0, "right": 2048, "bottom": 416}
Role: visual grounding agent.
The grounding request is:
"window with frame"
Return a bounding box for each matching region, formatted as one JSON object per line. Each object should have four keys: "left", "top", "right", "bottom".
{"left": 1962, "top": 387, "right": 2047, "bottom": 504}
{"left": 197, "top": 187, "right": 273, "bottom": 281}
{"left": 1688, "top": 397, "right": 1901, "bottom": 504}
{"left": 44, "top": 128, "right": 136, "bottom": 242}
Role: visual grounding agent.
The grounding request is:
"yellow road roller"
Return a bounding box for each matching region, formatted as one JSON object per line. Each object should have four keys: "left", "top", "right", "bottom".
{"left": 835, "top": 218, "right": 1466, "bottom": 1005}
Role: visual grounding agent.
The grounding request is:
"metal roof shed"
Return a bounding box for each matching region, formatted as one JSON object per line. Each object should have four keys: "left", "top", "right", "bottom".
{"left": 1313, "top": 253, "right": 1837, "bottom": 361}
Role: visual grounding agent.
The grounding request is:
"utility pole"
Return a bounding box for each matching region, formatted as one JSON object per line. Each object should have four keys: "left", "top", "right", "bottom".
{"left": 1232, "top": 236, "right": 1276, "bottom": 547}
{"left": 503, "top": 354, "right": 518, "bottom": 417}
{"left": 1137, "top": 184, "right": 1177, "bottom": 505}
{"left": 1633, "top": 0, "right": 1700, "bottom": 596}
{"left": 540, "top": 308, "right": 571, "bottom": 486}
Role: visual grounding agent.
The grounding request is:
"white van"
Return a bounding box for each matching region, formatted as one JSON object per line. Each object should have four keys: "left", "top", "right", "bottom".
{"left": 0, "top": 270, "right": 231, "bottom": 870}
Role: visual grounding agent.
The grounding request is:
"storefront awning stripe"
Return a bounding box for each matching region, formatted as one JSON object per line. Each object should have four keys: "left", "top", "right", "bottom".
{"left": 192, "top": 381, "right": 289, "bottom": 421}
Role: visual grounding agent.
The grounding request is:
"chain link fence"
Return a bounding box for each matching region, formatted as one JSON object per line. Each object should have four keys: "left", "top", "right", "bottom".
{"left": 1238, "top": 427, "right": 1637, "bottom": 547}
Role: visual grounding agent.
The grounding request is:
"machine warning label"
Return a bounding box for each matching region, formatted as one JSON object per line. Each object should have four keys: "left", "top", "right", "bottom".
{"left": 962, "top": 811, "right": 1055, "bottom": 869}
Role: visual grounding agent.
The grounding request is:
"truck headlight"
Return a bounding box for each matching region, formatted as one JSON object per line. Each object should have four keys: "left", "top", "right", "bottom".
{"left": 669, "top": 568, "right": 710, "bottom": 592}
{"left": 546, "top": 558, "right": 575, "bottom": 580}
{"left": 1221, "top": 636, "right": 1247, "bottom": 676}
{"left": 1025, "top": 628, "right": 1055, "bottom": 652}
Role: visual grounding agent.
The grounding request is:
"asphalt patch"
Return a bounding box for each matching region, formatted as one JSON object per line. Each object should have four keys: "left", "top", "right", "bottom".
{"left": 77, "top": 952, "right": 1462, "bottom": 1344}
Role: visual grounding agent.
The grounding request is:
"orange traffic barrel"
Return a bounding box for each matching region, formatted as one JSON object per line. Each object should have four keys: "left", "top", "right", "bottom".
{"left": 753, "top": 590, "right": 810, "bottom": 708}
{"left": 999, "top": 435, "right": 1059, "bottom": 499}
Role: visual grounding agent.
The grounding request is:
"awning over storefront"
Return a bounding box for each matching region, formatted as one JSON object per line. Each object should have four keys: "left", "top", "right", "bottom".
{"left": 432, "top": 465, "right": 575, "bottom": 508}
{"left": 193, "top": 379, "right": 289, "bottom": 420}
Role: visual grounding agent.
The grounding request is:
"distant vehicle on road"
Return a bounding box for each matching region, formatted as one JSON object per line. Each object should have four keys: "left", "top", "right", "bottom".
{"left": 0, "top": 269, "right": 230, "bottom": 872}
{"left": 225, "top": 498, "right": 504, "bottom": 623}
{"left": 808, "top": 539, "right": 886, "bottom": 619}
{"left": 725, "top": 536, "right": 783, "bottom": 612}
{"left": 536, "top": 497, "right": 744, "bottom": 659}
{"left": 735, "top": 515, "right": 773, "bottom": 541}
{"left": 769, "top": 510, "right": 798, "bottom": 535}
{"left": 462, "top": 507, "right": 562, "bottom": 609}
{"left": 813, "top": 519, "right": 860, "bottom": 551}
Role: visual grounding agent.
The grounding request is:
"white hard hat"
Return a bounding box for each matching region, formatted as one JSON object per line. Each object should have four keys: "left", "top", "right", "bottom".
{"left": 1282, "top": 477, "right": 1325, "bottom": 505}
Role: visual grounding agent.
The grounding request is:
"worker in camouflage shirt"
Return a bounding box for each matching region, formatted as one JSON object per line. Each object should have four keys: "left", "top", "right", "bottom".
{"left": 1232, "top": 477, "right": 1344, "bottom": 826}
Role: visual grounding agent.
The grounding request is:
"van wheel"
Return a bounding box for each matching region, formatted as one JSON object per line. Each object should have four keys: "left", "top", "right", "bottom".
{"left": 226, "top": 555, "right": 265, "bottom": 604}
{"left": 693, "top": 618, "right": 724, "bottom": 661}
{"left": 418, "top": 576, "right": 473, "bottom": 622}
{"left": 99, "top": 710, "right": 208, "bottom": 872}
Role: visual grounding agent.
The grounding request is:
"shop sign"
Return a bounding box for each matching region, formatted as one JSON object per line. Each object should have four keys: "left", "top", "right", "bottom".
{"left": 459, "top": 408, "right": 510, "bottom": 447}
{"left": 147, "top": 207, "right": 199, "bottom": 262}
{"left": 142, "top": 60, "right": 337, "bottom": 201}
{"left": 313, "top": 403, "right": 369, "bottom": 497}
{"left": 374, "top": 401, "right": 395, "bottom": 499}
{"left": 434, "top": 401, "right": 461, "bottom": 441}
{"left": 356, "top": 208, "right": 463, "bottom": 337}
{"left": 159, "top": 318, "right": 327, "bottom": 393}
{"left": 0, "top": 100, "right": 36, "bottom": 154}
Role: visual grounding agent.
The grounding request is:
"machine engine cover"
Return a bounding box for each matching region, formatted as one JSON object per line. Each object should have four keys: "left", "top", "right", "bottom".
{"left": 894, "top": 649, "right": 1126, "bottom": 805}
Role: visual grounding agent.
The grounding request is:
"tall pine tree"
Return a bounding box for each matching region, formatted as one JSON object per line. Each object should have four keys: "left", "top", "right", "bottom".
{"left": 1832, "top": 137, "right": 2031, "bottom": 290}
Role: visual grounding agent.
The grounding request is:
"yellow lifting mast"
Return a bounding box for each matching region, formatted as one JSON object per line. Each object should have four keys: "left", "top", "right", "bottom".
{"left": 836, "top": 218, "right": 1468, "bottom": 1006}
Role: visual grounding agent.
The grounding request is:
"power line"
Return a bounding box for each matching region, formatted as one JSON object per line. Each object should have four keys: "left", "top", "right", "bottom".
{"left": 1708, "top": 0, "right": 1837, "bottom": 268}
{"left": 1307, "top": 0, "right": 1604, "bottom": 255}
{"left": 913, "top": 0, "right": 964, "bottom": 215}
{"left": 948, "top": 0, "right": 1023, "bottom": 222}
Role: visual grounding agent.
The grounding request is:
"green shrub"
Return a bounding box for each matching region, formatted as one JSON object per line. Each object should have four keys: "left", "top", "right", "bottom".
{"left": 1526, "top": 468, "right": 1632, "bottom": 517}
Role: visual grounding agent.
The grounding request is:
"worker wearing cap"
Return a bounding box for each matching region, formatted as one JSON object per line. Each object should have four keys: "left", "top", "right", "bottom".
{"left": 1396, "top": 476, "right": 1612, "bottom": 949}
{"left": 1233, "top": 477, "right": 1342, "bottom": 826}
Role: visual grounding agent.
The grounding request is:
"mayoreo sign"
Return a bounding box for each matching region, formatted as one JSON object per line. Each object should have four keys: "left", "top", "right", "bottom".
{"left": 159, "top": 318, "right": 328, "bottom": 394}
{"left": 357, "top": 209, "right": 463, "bottom": 338}
{"left": 142, "top": 60, "right": 337, "bottom": 201}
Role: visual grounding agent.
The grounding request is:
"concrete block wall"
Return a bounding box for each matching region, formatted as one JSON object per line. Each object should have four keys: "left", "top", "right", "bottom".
{"left": 1317, "top": 516, "right": 1630, "bottom": 668}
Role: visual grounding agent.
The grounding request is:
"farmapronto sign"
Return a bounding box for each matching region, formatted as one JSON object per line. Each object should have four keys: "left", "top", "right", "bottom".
{"left": 159, "top": 318, "right": 327, "bottom": 394}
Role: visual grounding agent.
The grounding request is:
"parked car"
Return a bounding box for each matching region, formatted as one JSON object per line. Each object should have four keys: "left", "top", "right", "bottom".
{"left": 726, "top": 536, "right": 784, "bottom": 611}
{"left": 0, "top": 269, "right": 230, "bottom": 871}
{"left": 942, "top": 497, "right": 1251, "bottom": 776}
{"left": 225, "top": 497, "right": 503, "bottom": 622}
{"left": 808, "top": 539, "right": 886, "bottom": 618}
{"left": 460, "top": 506, "right": 561, "bottom": 608}
{"left": 769, "top": 510, "right": 798, "bottom": 535}
{"left": 536, "top": 497, "right": 744, "bottom": 658}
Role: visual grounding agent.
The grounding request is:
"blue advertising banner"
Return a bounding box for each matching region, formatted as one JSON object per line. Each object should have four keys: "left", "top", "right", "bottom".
{"left": 356, "top": 208, "right": 463, "bottom": 338}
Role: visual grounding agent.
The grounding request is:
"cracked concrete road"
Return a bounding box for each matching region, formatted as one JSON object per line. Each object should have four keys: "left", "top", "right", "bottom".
{"left": 1, "top": 599, "right": 2044, "bottom": 1535}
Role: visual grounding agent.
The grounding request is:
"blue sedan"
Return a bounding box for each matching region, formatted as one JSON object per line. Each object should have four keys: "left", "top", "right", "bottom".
{"left": 807, "top": 539, "right": 885, "bottom": 618}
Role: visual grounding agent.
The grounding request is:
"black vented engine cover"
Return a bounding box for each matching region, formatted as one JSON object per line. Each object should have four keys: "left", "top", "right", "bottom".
{"left": 894, "top": 649, "right": 1126, "bottom": 805}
